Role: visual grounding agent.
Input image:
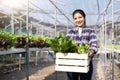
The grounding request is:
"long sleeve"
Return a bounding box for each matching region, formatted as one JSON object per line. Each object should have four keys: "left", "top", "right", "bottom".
{"left": 89, "top": 29, "right": 98, "bottom": 53}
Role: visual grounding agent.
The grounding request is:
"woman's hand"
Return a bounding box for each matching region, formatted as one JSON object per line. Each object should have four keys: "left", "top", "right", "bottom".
{"left": 87, "top": 49, "right": 94, "bottom": 58}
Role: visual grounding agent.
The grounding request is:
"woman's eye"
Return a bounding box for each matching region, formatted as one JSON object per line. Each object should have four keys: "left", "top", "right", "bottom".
{"left": 74, "top": 18, "right": 77, "bottom": 20}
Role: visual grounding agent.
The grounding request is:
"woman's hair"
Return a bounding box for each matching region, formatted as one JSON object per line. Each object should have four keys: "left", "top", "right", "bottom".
{"left": 72, "top": 9, "right": 86, "bottom": 26}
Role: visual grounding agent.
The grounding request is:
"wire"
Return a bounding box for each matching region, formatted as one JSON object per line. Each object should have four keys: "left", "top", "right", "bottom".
{"left": 96, "top": 0, "right": 100, "bottom": 25}
{"left": 49, "top": 0, "right": 74, "bottom": 25}
{"left": 29, "top": 0, "right": 62, "bottom": 24}
{"left": 103, "top": 0, "right": 112, "bottom": 13}
{"left": 96, "top": 0, "right": 112, "bottom": 25}
{"left": 97, "top": 0, "right": 100, "bottom": 15}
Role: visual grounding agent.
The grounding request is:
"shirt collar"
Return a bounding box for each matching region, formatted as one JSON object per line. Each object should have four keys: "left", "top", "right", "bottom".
{"left": 74, "top": 27, "right": 85, "bottom": 31}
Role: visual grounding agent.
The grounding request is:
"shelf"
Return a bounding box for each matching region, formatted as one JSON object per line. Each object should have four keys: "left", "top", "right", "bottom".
{"left": 0, "top": 48, "right": 50, "bottom": 55}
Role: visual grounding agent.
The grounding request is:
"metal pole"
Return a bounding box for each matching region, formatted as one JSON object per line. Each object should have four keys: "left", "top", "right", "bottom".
{"left": 35, "top": 51, "right": 38, "bottom": 65}
{"left": 42, "top": 25, "right": 43, "bottom": 36}
{"left": 30, "top": 23, "right": 32, "bottom": 35}
{"left": 36, "top": 27, "right": 38, "bottom": 35}
{"left": 19, "top": 20, "right": 22, "bottom": 34}
{"left": 104, "top": 12, "right": 107, "bottom": 64}
{"left": 55, "top": 9, "right": 57, "bottom": 37}
{"left": 111, "top": 0, "right": 114, "bottom": 80}
{"left": 19, "top": 54, "right": 22, "bottom": 71}
{"left": 66, "top": 14, "right": 69, "bottom": 33}
{"left": 25, "top": 0, "right": 29, "bottom": 80}
{"left": 11, "top": 9, "right": 14, "bottom": 34}
{"left": 102, "top": 14, "right": 105, "bottom": 68}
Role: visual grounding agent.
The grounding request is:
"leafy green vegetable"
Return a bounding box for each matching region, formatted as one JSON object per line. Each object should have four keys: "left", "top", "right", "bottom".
{"left": 77, "top": 44, "right": 90, "bottom": 54}
{"left": 47, "top": 34, "right": 90, "bottom": 54}
{"left": 47, "top": 34, "right": 77, "bottom": 53}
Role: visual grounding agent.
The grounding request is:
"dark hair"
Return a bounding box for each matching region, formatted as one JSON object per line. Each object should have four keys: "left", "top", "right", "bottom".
{"left": 72, "top": 9, "right": 86, "bottom": 18}
{"left": 72, "top": 9, "right": 86, "bottom": 26}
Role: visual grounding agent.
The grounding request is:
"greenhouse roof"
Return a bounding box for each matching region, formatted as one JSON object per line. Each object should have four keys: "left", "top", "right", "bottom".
{"left": 0, "top": 0, "right": 120, "bottom": 36}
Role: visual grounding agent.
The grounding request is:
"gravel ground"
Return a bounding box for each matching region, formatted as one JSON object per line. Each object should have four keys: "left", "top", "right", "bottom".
{"left": 0, "top": 58, "right": 119, "bottom": 80}
{"left": 0, "top": 60, "right": 67, "bottom": 80}
{"left": 0, "top": 60, "right": 97, "bottom": 80}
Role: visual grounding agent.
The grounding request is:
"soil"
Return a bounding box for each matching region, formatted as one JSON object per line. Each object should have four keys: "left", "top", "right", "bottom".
{"left": 0, "top": 57, "right": 120, "bottom": 80}
{"left": 0, "top": 60, "right": 67, "bottom": 80}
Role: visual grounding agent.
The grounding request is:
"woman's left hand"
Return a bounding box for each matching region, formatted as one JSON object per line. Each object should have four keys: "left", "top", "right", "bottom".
{"left": 87, "top": 49, "right": 94, "bottom": 58}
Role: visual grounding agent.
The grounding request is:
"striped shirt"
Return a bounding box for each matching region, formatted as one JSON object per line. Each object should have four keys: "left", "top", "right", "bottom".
{"left": 66, "top": 27, "right": 98, "bottom": 53}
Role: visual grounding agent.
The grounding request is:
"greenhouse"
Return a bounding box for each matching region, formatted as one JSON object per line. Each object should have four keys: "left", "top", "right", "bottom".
{"left": 0, "top": 0, "right": 120, "bottom": 80}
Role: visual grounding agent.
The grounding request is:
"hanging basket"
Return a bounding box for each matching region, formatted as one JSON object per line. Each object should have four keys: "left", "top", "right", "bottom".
{"left": 55, "top": 53, "right": 90, "bottom": 73}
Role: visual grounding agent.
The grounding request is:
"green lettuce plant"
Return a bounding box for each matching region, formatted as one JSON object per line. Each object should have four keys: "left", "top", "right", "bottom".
{"left": 47, "top": 34, "right": 90, "bottom": 53}
{"left": 47, "top": 34, "right": 77, "bottom": 53}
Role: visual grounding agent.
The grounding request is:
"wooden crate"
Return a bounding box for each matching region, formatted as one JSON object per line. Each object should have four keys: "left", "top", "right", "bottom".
{"left": 55, "top": 53, "right": 90, "bottom": 73}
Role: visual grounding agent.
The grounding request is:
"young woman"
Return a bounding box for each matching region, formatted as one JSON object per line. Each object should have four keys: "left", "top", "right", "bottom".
{"left": 66, "top": 9, "right": 98, "bottom": 80}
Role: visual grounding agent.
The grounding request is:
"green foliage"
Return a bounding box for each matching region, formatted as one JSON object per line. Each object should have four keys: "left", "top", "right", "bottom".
{"left": 107, "top": 45, "right": 120, "bottom": 50}
{"left": 47, "top": 34, "right": 77, "bottom": 53}
{"left": 47, "top": 34, "right": 90, "bottom": 53}
{"left": 77, "top": 44, "right": 90, "bottom": 54}
{"left": 114, "top": 45, "right": 120, "bottom": 50}
{"left": 0, "top": 30, "right": 49, "bottom": 49}
{"left": 0, "top": 30, "right": 15, "bottom": 49}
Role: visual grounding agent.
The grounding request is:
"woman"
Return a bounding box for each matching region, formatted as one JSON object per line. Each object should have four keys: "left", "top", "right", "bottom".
{"left": 66, "top": 9, "right": 98, "bottom": 80}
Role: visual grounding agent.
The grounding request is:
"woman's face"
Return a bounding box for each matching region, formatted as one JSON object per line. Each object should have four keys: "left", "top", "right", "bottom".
{"left": 73, "top": 12, "right": 85, "bottom": 28}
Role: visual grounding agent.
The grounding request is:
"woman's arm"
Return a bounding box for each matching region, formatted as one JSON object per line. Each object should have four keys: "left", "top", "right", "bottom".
{"left": 89, "top": 29, "right": 98, "bottom": 54}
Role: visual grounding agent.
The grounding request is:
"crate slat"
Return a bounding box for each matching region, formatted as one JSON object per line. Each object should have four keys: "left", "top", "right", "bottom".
{"left": 55, "top": 65, "right": 89, "bottom": 73}
{"left": 56, "top": 53, "right": 88, "bottom": 59}
{"left": 56, "top": 59, "right": 89, "bottom": 66}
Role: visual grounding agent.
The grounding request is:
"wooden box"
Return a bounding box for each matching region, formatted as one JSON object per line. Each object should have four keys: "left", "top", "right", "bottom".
{"left": 55, "top": 53, "right": 90, "bottom": 73}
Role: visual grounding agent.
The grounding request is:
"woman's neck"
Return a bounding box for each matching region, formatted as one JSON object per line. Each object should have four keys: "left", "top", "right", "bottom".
{"left": 77, "top": 25, "right": 85, "bottom": 28}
